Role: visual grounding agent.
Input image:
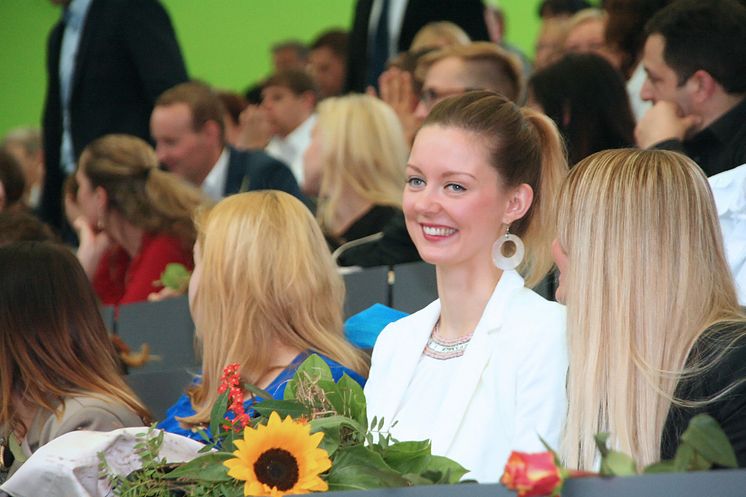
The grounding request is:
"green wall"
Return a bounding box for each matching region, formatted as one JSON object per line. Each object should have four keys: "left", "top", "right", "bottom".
{"left": 0, "top": 0, "right": 542, "bottom": 138}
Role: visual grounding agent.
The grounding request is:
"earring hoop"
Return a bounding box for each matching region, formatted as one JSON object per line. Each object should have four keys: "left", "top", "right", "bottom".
{"left": 491, "top": 227, "right": 524, "bottom": 271}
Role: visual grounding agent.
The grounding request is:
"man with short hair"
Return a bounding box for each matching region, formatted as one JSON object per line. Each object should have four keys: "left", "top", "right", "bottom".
{"left": 635, "top": 0, "right": 746, "bottom": 176}
{"left": 414, "top": 42, "right": 524, "bottom": 119}
{"left": 271, "top": 40, "right": 309, "bottom": 72}
{"left": 309, "top": 30, "right": 349, "bottom": 99}
{"left": 237, "top": 70, "right": 317, "bottom": 183}
{"left": 150, "top": 82, "right": 300, "bottom": 201}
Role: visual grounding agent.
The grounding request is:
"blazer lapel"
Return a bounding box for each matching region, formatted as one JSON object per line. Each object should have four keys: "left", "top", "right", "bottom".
{"left": 430, "top": 271, "right": 524, "bottom": 455}
{"left": 378, "top": 300, "right": 440, "bottom": 430}
{"left": 69, "top": 0, "right": 100, "bottom": 104}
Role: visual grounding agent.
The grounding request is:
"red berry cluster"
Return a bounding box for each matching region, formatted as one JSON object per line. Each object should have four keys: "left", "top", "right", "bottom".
{"left": 218, "top": 363, "right": 251, "bottom": 430}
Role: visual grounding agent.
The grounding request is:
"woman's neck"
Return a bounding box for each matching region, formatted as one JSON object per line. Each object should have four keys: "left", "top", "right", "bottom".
{"left": 105, "top": 212, "right": 144, "bottom": 258}
{"left": 436, "top": 257, "right": 503, "bottom": 340}
{"left": 254, "top": 342, "right": 304, "bottom": 390}
{"left": 328, "top": 188, "right": 373, "bottom": 237}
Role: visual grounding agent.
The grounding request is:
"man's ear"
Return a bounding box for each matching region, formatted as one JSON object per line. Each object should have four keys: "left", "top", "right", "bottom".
{"left": 200, "top": 119, "right": 223, "bottom": 145}
{"left": 502, "top": 183, "right": 533, "bottom": 225}
{"left": 687, "top": 69, "right": 717, "bottom": 105}
{"left": 94, "top": 185, "right": 108, "bottom": 212}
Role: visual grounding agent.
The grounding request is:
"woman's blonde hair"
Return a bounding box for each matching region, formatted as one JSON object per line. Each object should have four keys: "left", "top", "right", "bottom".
{"left": 557, "top": 149, "right": 745, "bottom": 469}
{"left": 78, "top": 134, "right": 207, "bottom": 248}
{"left": 410, "top": 21, "right": 471, "bottom": 52}
{"left": 424, "top": 90, "right": 568, "bottom": 287}
{"left": 180, "top": 191, "right": 369, "bottom": 427}
{"left": 314, "top": 94, "right": 407, "bottom": 233}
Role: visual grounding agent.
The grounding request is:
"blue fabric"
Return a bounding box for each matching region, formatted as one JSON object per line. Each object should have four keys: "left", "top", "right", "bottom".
{"left": 157, "top": 352, "right": 365, "bottom": 442}
{"left": 344, "top": 303, "right": 408, "bottom": 349}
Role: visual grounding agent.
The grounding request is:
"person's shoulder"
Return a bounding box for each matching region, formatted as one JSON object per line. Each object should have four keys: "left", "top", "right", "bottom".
{"left": 315, "top": 353, "right": 366, "bottom": 386}
{"left": 230, "top": 147, "right": 288, "bottom": 173}
{"left": 505, "top": 287, "right": 566, "bottom": 338}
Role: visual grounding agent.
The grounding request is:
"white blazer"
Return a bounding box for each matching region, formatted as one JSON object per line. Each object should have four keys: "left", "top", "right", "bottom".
{"left": 365, "top": 270, "right": 568, "bottom": 482}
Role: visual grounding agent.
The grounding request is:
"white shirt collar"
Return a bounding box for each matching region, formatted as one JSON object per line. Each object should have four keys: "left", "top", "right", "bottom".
{"left": 709, "top": 163, "right": 746, "bottom": 217}
{"left": 201, "top": 148, "right": 230, "bottom": 201}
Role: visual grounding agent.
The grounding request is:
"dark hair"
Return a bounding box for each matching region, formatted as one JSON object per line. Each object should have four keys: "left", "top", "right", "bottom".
{"left": 645, "top": 0, "right": 746, "bottom": 93}
{"left": 0, "top": 210, "right": 58, "bottom": 246}
{"left": 263, "top": 69, "right": 318, "bottom": 99}
{"left": 310, "top": 29, "right": 349, "bottom": 59}
{"left": 271, "top": 39, "right": 309, "bottom": 60}
{"left": 529, "top": 53, "right": 635, "bottom": 166}
{"left": 424, "top": 91, "right": 568, "bottom": 286}
{"left": 0, "top": 242, "right": 149, "bottom": 435}
{"left": 217, "top": 91, "right": 248, "bottom": 126}
{"left": 156, "top": 81, "right": 226, "bottom": 140}
{"left": 0, "top": 149, "right": 25, "bottom": 209}
{"left": 604, "top": 0, "right": 673, "bottom": 78}
{"left": 538, "top": 0, "right": 591, "bottom": 18}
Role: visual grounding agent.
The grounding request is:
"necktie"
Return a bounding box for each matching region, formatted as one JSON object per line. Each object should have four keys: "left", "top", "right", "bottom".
{"left": 368, "top": 0, "right": 390, "bottom": 88}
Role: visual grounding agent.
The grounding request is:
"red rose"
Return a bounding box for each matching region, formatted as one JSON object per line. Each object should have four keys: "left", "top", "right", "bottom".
{"left": 500, "top": 451, "right": 563, "bottom": 497}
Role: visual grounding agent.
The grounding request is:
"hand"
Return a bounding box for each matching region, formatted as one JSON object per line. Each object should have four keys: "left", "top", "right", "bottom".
{"left": 635, "top": 101, "right": 701, "bottom": 148}
{"left": 235, "top": 105, "right": 273, "bottom": 150}
{"left": 377, "top": 67, "right": 422, "bottom": 145}
{"left": 147, "top": 285, "right": 184, "bottom": 302}
{"left": 73, "top": 216, "right": 111, "bottom": 279}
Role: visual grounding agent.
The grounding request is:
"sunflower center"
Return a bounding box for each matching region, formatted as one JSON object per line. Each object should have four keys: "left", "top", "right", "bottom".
{"left": 254, "top": 448, "right": 300, "bottom": 491}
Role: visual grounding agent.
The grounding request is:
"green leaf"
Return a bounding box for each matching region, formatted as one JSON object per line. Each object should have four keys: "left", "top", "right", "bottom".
{"left": 315, "top": 424, "right": 341, "bottom": 457}
{"left": 336, "top": 373, "right": 367, "bottom": 424}
{"left": 594, "top": 432, "right": 611, "bottom": 457}
{"left": 310, "top": 414, "right": 366, "bottom": 436}
{"left": 381, "top": 440, "right": 432, "bottom": 474}
{"left": 643, "top": 461, "right": 677, "bottom": 474}
{"left": 680, "top": 413, "right": 738, "bottom": 468}
{"left": 209, "top": 391, "right": 230, "bottom": 439}
{"left": 159, "top": 263, "right": 191, "bottom": 291}
{"left": 601, "top": 451, "right": 637, "bottom": 476}
{"left": 164, "top": 452, "right": 233, "bottom": 481}
{"left": 242, "top": 382, "right": 273, "bottom": 401}
{"left": 420, "top": 455, "right": 469, "bottom": 484}
{"left": 326, "top": 445, "right": 410, "bottom": 490}
{"left": 285, "top": 354, "right": 334, "bottom": 400}
{"left": 252, "top": 399, "right": 311, "bottom": 419}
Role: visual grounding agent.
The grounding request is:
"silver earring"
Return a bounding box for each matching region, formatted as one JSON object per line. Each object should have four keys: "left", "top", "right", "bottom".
{"left": 491, "top": 226, "right": 524, "bottom": 271}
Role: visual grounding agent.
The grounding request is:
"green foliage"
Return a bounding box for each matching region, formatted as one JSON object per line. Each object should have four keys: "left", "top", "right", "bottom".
{"left": 101, "top": 355, "right": 469, "bottom": 496}
{"left": 158, "top": 263, "right": 191, "bottom": 292}
{"left": 593, "top": 414, "right": 737, "bottom": 476}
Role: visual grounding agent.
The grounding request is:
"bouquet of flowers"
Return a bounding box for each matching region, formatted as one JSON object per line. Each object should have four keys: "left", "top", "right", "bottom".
{"left": 99, "top": 355, "right": 468, "bottom": 496}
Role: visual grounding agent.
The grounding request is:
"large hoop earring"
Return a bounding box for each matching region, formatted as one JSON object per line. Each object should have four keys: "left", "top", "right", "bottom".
{"left": 492, "top": 227, "right": 524, "bottom": 271}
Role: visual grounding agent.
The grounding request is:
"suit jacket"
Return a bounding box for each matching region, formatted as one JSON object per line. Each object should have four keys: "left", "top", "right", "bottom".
{"left": 364, "top": 270, "right": 567, "bottom": 482}
{"left": 223, "top": 147, "right": 302, "bottom": 200}
{"left": 8, "top": 395, "right": 144, "bottom": 477}
{"left": 41, "top": 0, "right": 188, "bottom": 228}
{"left": 346, "top": 0, "right": 490, "bottom": 92}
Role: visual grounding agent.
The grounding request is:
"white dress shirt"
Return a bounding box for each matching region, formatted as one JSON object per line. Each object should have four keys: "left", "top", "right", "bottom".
{"left": 201, "top": 148, "right": 229, "bottom": 201}
{"left": 265, "top": 114, "right": 316, "bottom": 184}
{"left": 709, "top": 163, "right": 746, "bottom": 304}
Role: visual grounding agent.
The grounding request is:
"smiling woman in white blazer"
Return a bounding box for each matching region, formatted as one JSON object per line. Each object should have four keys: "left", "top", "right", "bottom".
{"left": 364, "top": 91, "right": 569, "bottom": 482}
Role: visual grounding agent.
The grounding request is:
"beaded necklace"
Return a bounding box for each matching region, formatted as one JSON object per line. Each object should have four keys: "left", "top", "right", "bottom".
{"left": 423, "top": 320, "right": 473, "bottom": 360}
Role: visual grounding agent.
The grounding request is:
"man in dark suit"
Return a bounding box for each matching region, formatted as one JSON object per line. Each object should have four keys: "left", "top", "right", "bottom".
{"left": 150, "top": 82, "right": 301, "bottom": 201}
{"left": 42, "top": 0, "right": 188, "bottom": 229}
{"left": 345, "top": 0, "right": 490, "bottom": 92}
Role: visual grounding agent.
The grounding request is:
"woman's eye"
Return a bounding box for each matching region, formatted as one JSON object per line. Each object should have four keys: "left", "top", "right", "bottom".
{"left": 446, "top": 183, "right": 466, "bottom": 192}
{"left": 407, "top": 177, "right": 425, "bottom": 188}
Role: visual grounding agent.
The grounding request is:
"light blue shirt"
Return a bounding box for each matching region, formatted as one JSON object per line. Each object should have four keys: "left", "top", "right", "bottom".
{"left": 59, "top": 0, "right": 93, "bottom": 174}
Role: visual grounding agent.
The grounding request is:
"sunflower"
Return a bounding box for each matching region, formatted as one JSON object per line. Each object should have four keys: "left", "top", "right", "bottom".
{"left": 224, "top": 411, "right": 332, "bottom": 497}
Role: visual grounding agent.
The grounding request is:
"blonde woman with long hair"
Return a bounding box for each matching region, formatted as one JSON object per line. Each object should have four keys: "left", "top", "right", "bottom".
{"left": 302, "top": 94, "right": 407, "bottom": 250}
{"left": 71, "top": 134, "right": 207, "bottom": 305}
{"left": 158, "top": 191, "right": 368, "bottom": 441}
{"left": 554, "top": 149, "right": 746, "bottom": 469}
{"left": 364, "top": 91, "right": 569, "bottom": 482}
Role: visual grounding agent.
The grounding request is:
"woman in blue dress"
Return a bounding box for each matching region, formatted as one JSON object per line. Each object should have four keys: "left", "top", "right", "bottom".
{"left": 159, "top": 191, "right": 368, "bottom": 441}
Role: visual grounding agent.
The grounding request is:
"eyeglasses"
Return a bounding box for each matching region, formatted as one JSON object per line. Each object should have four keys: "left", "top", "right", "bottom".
{"left": 419, "top": 86, "right": 480, "bottom": 109}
